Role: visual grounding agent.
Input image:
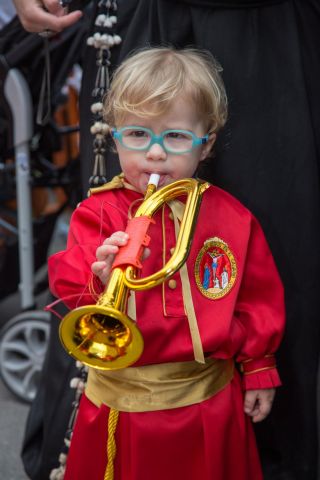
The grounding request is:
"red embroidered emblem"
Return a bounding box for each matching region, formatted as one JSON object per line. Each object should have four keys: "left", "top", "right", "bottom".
{"left": 195, "top": 237, "right": 237, "bottom": 299}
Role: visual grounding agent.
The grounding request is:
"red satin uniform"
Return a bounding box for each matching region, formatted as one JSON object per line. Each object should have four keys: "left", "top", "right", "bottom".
{"left": 49, "top": 182, "right": 285, "bottom": 480}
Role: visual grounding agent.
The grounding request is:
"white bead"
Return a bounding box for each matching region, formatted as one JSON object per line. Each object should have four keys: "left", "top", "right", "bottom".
{"left": 64, "top": 438, "right": 71, "bottom": 448}
{"left": 96, "top": 102, "right": 103, "bottom": 111}
{"left": 59, "top": 453, "right": 67, "bottom": 465}
{"left": 78, "top": 380, "right": 85, "bottom": 392}
{"left": 110, "top": 15, "right": 117, "bottom": 24}
{"left": 86, "top": 36, "right": 94, "bottom": 46}
{"left": 49, "top": 468, "right": 61, "bottom": 480}
{"left": 113, "top": 35, "right": 122, "bottom": 45}
{"left": 91, "top": 102, "right": 103, "bottom": 114}
{"left": 101, "top": 34, "right": 109, "bottom": 44}
{"left": 70, "top": 378, "right": 80, "bottom": 388}
{"left": 104, "top": 17, "right": 112, "bottom": 28}
{"left": 95, "top": 14, "right": 106, "bottom": 26}
{"left": 102, "top": 123, "right": 109, "bottom": 134}
{"left": 93, "top": 32, "right": 101, "bottom": 41}
{"left": 108, "top": 35, "right": 114, "bottom": 46}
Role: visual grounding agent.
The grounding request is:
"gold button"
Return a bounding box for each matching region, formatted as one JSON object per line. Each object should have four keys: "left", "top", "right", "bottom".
{"left": 170, "top": 247, "right": 175, "bottom": 255}
{"left": 168, "top": 212, "right": 174, "bottom": 220}
{"left": 168, "top": 279, "right": 177, "bottom": 289}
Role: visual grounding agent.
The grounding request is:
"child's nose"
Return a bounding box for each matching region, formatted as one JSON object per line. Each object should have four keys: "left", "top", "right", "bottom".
{"left": 146, "top": 142, "right": 166, "bottom": 161}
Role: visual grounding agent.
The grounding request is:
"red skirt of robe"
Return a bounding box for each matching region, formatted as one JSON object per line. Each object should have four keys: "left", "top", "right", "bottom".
{"left": 64, "top": 370, "right": 262, "bottom": 480}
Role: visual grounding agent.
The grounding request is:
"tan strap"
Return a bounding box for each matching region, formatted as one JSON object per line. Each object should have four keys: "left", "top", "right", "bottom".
{"left": 168, "top": 200, "right": 205, "bottom": 364}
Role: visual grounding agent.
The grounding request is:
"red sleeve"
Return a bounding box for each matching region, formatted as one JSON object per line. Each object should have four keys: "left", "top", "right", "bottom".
{"left": 48, "top": 199, "right": 110, "bottom": 310}
{"left": 235, "top": 215, "right": 285, "bottom": 390}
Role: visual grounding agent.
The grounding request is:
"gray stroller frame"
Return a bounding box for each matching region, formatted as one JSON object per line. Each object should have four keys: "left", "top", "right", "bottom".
{"left": 0, "top": 68, "right": 51, "bottom": 403}
{"left": 5, "top": 68, "right": 35, "bottom": 308}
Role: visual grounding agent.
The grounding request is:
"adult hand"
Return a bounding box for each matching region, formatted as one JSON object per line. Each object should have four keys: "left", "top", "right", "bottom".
{"left": 12, "top": 0, "right": 82, "bottom": 33}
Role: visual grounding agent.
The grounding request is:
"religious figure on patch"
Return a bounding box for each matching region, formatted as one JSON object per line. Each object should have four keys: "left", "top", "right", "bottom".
{"left": 195, "top": 237, "right": 237, "bottom": 300}
{"left": 221, "top": 268, "right": 229, "bottom": 289}
{"left": 202, "top": 261, "right": 211, "bottom": 290}
{"left": 208, "top": 251, "right": 227, "bottom": 290}
{"left": 202, "top": 249, "right": 230, "bottom": 293}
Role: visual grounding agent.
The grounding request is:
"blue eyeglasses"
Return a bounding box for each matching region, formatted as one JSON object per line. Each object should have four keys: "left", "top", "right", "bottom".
{"left": 111, "top": 126, "right": 209, "bottom": 154}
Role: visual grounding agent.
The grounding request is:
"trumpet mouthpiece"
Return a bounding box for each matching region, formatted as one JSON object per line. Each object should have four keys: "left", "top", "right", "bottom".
{"left": 145, "top": 173, "right": 160, "bottom": 199}
{"left": 148, "top": 173, "right": 160, "bottom": 187}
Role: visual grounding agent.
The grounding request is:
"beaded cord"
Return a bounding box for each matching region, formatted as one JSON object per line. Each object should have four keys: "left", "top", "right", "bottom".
{"left": 88, "top": 0, "right": 122, "bottom": 188}
{"left": 49, "top": 362, "right": 88, "bottom": 480}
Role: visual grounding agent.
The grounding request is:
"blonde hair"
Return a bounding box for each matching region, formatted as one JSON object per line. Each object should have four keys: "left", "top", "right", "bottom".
{"left": 104, "top": 47, "right": 228, "bottom": 134}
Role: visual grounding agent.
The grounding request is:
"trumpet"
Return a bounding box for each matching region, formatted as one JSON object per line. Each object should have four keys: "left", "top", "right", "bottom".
{"left": 59, "top": 175, "right": 209, "bottom": 370}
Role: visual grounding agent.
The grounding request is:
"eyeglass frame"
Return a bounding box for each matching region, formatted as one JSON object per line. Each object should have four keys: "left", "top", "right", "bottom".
{"left": 111, "top": 126, "right": 209, "bottom": 154}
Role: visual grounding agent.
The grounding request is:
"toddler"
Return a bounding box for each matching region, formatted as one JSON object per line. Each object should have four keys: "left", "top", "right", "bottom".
{"left": 49, "top": 47, "right": 285, "bottom": 480}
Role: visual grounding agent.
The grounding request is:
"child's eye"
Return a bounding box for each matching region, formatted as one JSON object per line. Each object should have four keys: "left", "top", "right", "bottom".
{"left": 124, "top": 129, "right": 148, "bottom": 138}
{"left": 165, "top": 131, "right": 190, "bottom": 140}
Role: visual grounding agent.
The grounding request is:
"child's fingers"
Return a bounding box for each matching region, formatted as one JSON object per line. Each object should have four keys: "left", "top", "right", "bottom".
{"left": 96, "top": 232, "right": 129, "bottom": 261}
{"left": 91, "top": 261, "right": 108, "bottom": 276}
{"left": 252, "top": 396, "right": 274, "bottom": 423}
{"left": 244, "top": 389, "right": 275, "bottom": 423}
{"left": 244, "top": 391, "right": 258, "bottom": 416}
{"left": 96, "top": 244, "right": 119, "bottom": 261}
{"left": 252, "top": 405, "right": 271, "bottom": 423}
{"left": 91, "top": 260, "right": 113, "bottom": 285}
{"left": 103, "top": 231, "right": 129, "bottom": 246}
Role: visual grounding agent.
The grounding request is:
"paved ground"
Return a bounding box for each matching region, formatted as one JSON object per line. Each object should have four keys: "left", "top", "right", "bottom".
{"left": 0, "top": 272, "right": 50, "bottom": 480}
{"left": 0, "top": 282, "right": 49, "bottom": 480}
{"left": 0, "top": 377, "right": 30, "bottom": 480}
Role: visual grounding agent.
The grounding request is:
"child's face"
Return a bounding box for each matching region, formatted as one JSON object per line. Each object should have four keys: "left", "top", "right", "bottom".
{"left": 113, "top": 96, "right": 216, "bottom": 193}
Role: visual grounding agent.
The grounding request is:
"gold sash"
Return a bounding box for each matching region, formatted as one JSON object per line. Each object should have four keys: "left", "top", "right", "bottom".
{"left": 85, "top": 358, "right": 234, "bottom": 412}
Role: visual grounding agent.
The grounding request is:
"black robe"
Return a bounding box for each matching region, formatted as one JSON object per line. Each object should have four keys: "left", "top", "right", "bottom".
{"left": 79, "top": 1, "right": 320, "bottom": 479}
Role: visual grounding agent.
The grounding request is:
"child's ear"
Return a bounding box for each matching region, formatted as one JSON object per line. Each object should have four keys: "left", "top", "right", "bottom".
{"left": 200, "top": 133, "right": 216, "bottom": 161}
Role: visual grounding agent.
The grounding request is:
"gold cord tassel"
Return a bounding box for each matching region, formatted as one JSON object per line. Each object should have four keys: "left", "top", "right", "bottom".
{"left": 104, "top": 408, "right": 120, "bottom": 480}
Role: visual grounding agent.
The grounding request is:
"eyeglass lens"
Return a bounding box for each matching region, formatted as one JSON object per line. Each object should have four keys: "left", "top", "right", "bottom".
{"left": 121, "top": 128, "right": 194, "bottom": 152}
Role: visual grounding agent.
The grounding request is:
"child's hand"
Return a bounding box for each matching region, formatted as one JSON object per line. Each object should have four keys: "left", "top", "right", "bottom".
{"left": 244, "top": 388, "right": 275, "bottom": 423}
{"left": 91, "top": 231, "right": 129, "bottom": 285}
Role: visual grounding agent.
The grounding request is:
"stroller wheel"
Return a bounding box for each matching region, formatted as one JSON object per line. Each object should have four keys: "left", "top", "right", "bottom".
{"left": 0, "top": 311, "right": 50, "bottom": 403}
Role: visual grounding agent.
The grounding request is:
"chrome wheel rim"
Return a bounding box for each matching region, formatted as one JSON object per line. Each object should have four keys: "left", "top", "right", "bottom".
{"left": 0, "top": 313, "right": 50, "bottom": 402}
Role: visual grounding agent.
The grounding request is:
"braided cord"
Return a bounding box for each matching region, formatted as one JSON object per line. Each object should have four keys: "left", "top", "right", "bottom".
{"left": 104, "top": 408, "right": 120, "bottom": 480}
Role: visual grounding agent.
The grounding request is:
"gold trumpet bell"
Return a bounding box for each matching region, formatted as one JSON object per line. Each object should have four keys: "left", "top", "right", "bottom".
{"left": 59, "top": 305, "right": 144, "bottom": 370}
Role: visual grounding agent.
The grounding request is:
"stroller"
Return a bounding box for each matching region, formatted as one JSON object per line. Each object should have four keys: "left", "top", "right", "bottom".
{"left": 0, "top": 15, "right": 89, "bottom": 403}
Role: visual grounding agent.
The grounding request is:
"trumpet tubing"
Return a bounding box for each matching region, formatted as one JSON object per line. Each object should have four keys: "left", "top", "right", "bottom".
{"left": 59, "top": 177, "right": 209, "bottom": 370}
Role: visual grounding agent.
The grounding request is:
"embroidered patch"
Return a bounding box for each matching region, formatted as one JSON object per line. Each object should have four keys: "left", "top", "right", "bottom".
{"left": 195, "top": 237, "right": 237, "bottom": 299}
